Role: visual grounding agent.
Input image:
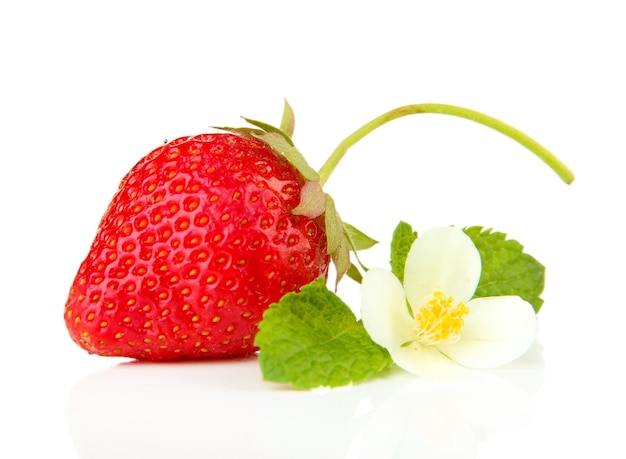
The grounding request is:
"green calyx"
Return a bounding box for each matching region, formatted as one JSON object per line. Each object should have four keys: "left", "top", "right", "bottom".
{"left": 216, "top": 100, "right": 574, "bottom": 288}
{"left": 215, "top": 101, "right": 373, "bottom": 286}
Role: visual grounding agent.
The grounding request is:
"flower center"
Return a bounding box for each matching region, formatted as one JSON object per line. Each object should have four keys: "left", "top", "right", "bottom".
{"left": 412, "top": 291, "right": 469, "bottom": 346}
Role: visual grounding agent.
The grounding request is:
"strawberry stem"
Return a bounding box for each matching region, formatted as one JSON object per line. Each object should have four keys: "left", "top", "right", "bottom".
{"left": 318, "top": 103, "right": 575, "bottom": 186}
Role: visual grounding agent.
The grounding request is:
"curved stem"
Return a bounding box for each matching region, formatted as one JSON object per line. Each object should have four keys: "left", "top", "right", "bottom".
{"left": 317, "top": 103, "right": 574, "bottom": 186}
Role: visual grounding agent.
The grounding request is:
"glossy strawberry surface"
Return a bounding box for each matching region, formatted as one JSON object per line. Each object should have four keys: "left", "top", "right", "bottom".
{"left": 64, "top": 133, "right": 329, "bottom": 359}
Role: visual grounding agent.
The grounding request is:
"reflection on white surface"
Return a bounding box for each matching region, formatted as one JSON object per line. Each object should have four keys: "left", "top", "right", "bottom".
{"left": 65, "top": 343, "right": 543, "bottom": 459}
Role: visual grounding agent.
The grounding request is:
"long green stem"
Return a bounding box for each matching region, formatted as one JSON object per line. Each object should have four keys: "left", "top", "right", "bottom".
{"left": 317, "top": 103, "right": 575, "bottom": 186}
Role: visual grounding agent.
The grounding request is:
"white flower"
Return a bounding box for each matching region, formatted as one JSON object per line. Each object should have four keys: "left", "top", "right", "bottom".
{"left": 360, "top": 226, "right": 538, "bottom": 377}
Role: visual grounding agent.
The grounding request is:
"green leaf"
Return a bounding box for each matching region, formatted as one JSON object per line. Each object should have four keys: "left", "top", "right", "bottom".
{"left": 463, "top": 226, "right": 545, "bottom": 312}
{"left": 343, "top": 222, "right": 378, "bottom": 251}
{"left": 255, "top": 279, "right": 393, "bottom": 389}
{"left": 389, "top": 221, "right": 417, "bottom": 283}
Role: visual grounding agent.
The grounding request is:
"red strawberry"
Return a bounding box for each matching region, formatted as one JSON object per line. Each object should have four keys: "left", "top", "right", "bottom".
{"left": 64, "top": 133, "right": 329, "bottom": 359}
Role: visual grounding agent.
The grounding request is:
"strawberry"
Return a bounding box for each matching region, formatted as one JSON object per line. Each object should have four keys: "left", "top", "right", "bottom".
{"left": 68, "top": 101, "right": 560, "bottom": 362}
{"left": 64, "top": 133, "right": 329, "bottom": 359}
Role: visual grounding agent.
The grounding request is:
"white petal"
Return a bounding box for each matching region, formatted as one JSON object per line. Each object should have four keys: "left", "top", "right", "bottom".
{"left": 438, "top": 296, "right": 538, "bottom": 369}
{"left": 390, "top": 343, "right": 467, "bottom": 378}
{"left": 360, "top": 268, "right": 414, "bottom": 349}
{"left": 404, "top": 227, "right": 481, "bottom": 308}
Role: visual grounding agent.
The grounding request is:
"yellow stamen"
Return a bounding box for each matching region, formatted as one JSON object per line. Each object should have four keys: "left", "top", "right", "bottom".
{"left": 412, "top": 291, "right": 469, "bottom": 346}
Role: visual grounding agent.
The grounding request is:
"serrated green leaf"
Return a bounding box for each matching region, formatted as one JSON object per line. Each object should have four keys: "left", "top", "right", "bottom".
{"left": 463, "top": 226, "right": 545, "bottom": 312}
{"left": 255, "top": 279, "right": 393, "bottom": 388}
{"left": 343, "top": 222, "right": 378, "bottom": 251}
{"left": 390, "top": 221, "right": 418, "bottom": 283}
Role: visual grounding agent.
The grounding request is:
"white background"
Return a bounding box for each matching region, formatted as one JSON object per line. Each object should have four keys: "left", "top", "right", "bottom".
{"left": 1, "top": 1, "right": 624, "bottom": 457}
